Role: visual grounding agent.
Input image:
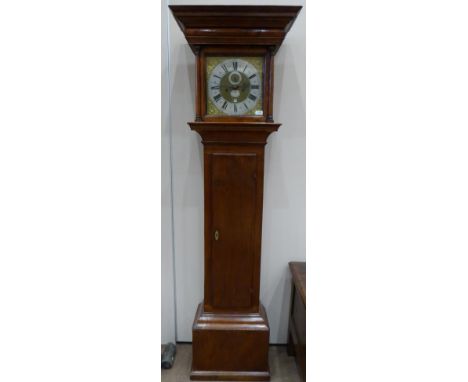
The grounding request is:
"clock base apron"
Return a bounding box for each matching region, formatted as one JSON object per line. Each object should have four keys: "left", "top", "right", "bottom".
{"left": 190, "top": 303, "right": 270, "bottom": 381}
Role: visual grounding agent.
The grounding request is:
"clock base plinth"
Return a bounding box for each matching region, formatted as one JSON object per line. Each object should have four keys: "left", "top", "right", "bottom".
{"left": 190, "top": 303, "right": 270, "bottom": 381}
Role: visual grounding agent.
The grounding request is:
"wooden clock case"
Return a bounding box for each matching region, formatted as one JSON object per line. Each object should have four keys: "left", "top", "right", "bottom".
{"left": 170, "top": 6, "right": 301, "bottom": 381}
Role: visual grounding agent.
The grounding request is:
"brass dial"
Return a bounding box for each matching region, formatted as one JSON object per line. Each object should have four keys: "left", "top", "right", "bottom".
{"left": 206, "top": 57, "right": 263, "bottom": 116}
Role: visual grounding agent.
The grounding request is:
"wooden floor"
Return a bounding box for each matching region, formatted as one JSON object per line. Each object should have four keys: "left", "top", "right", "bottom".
{"left": 162, "top": 344, "right": 301, "bottom": 382}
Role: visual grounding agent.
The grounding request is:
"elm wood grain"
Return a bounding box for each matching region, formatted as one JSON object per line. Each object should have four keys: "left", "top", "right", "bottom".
{"left": 189, "top": 122, "right": 280, "bottom": 145}
{"left": 191, "top": 303, "right": 270, "bottom": 381}
{"left": 169, "top": 5, "right": 302, "bottom": 54}
{"left": 207, "top": 148, "right": 260, "bottom": 312}
{"left": 188, "top": 123, "right": 278, "bottom": 317}
{"left": 189, "top": 125, "right": 277, "bottom": 379}
{"left": 210, "top": 152, "right": 256, "bottom": 310}
{"left": 287, "top": 262, "right": 306, "bottom": 381}
{"left": 170, "top": 6, "right": 301, "bottom": 380}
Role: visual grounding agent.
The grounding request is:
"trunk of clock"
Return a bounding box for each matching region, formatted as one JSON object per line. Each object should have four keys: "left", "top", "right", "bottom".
{"left": 189, "top": 122, "right": 280, "bottom": 381}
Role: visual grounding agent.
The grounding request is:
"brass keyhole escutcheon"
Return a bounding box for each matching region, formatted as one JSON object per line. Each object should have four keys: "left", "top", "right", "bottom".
{"left": 214, "top": 230, "right": 219, "bottom": 241}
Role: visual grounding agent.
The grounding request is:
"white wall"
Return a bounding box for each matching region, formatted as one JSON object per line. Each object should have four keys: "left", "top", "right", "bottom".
{"left": 165, "top": 0, "right": 306, "bottom": 343}
{"left": 161, "top": 0, "right": 176, "bottom": 344}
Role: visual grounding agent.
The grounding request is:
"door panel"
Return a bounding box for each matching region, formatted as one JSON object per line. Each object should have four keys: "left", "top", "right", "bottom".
{"left": 209, "top": 153, "right": 257, "bottom": 310}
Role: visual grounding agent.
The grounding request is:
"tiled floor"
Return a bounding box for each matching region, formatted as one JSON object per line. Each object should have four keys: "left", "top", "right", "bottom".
{"left": 162, "top": 344, "right": 301, "bottom": 382}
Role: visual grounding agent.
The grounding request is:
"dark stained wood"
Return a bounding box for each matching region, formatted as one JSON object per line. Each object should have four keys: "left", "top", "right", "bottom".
{"left": 195, "top": 47, "right": 202, "bottom": 121}
{"left": 191, "top": 303, "right": 270, "bottom": 381}
{"left": 289, "top": 262, "right": 306, "bottom": 305}
{"left": 266, "top": 47, "right": 275, "bottom": 122}
{"left": 169, "top": 5, "right": 302, "bottom": 54}
{"left": 287, "top": 262, "right": 306, "bottom": 381}
{"left": 189, "top": 127, "right": 274, "bottom": 380}
{"left": 169, "top": 5, "right": 301, "bottom": 381}
{"left": 210, "top": 152, "right": 256, "bottom": 310}
{"left": 189, "top": 122, "right": 280, "bottom": 145}
{"left": 202, "top": 144, "right": 264, "bottom": 313}
{"left": 171, "top": 6, "right": 302, "bottom": 122}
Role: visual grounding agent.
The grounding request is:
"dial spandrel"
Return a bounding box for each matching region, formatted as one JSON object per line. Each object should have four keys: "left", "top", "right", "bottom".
{"left": 206, "top": 57, "right": 263, "bottom": 116}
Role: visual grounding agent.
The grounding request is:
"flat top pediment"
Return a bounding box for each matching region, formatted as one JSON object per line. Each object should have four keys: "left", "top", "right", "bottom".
{"left": 169, "top": 5, "right": 302, "bottom": 53}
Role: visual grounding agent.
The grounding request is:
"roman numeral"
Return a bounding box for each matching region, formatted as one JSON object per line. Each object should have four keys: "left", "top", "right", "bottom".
{"left": 248, "top": 94, "right": 257, "bottom": 101}
{"left": 214, "top": 94, "right": 222, "bottom": 102}
{"left": 242, "top": 65, "right": 247, "bottom": 72}
{"left": 222, "top": 64, "right": 229, "bottom": 73}
{"left": 251, "top": 85, "right": 259, "bottom": 90}
{"left": 234, "top": 104, "right": 237, "bottom": 113}
{"left": 243, "top": 102, "right": 248, "bottom": 110}
{"left": 233, "top": 61, "right": 238, "bottom": 71}
{"left": 211, "top": 86, "right": 220, "bottom": 90}
{"left": 222, "top": 101, "right": 228, "bottom": 109}
{"left": 249, "top": 74, "right": 256, "bottom": 79}
{"left": 213, "top": 74, "right": 221, "bottom": 79}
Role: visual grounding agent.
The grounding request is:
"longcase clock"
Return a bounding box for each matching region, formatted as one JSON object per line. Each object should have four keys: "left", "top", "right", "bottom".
{"left": 170, "top": 5, "right": 302, "bottom": 381}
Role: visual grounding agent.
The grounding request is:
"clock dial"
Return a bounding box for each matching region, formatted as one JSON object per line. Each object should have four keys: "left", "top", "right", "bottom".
{"left": 206, "top": 57, "right": 263, "bottom": 116}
